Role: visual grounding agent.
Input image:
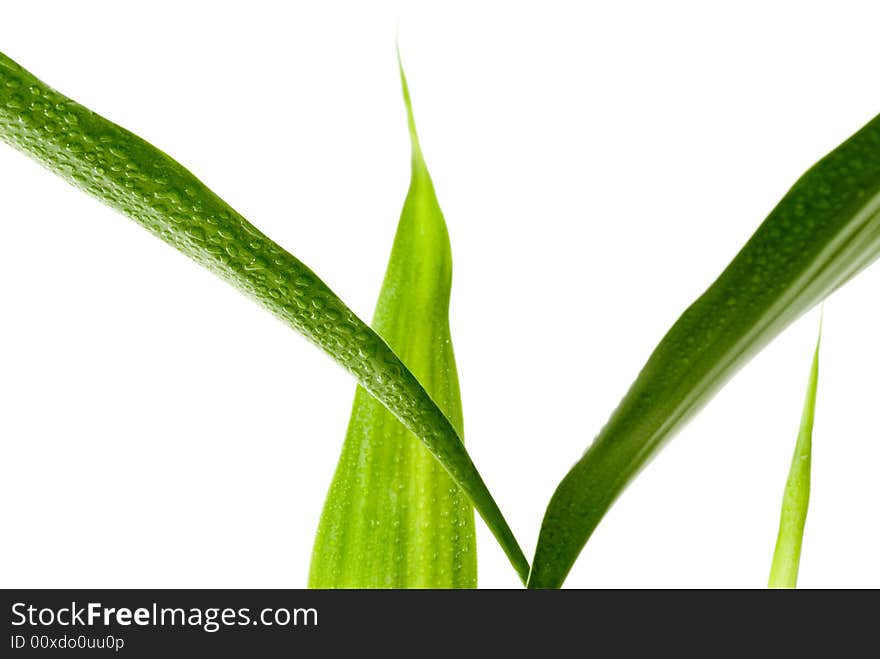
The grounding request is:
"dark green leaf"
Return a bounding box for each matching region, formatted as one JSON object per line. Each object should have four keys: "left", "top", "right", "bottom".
{"left": 0, "top": 50, "right": 528, "bottom": 583}
{"left": 530, "top": 113, "right": 880, "bottom": 588}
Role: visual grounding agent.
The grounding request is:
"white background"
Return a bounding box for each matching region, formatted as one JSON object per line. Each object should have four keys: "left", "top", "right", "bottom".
{"left": 1, "top": 1, "right": 878, "bottom": 589}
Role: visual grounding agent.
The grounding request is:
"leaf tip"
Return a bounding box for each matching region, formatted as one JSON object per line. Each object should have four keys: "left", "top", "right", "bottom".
{"left": 395, "top": 44, "right": 422, "bottom": 158}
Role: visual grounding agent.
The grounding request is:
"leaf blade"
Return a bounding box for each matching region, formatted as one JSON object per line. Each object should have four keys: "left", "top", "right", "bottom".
{"left": 530, "top": 111, "right": 880, "bottom": 588}
{"left": 309, "top": 58, "right": 476, "bottom": 587}
{"left": 0, "top": 50, "right": 528, "bottom": 583}
{"left": 768, "top": 318, "right": 821, "bottom": 589}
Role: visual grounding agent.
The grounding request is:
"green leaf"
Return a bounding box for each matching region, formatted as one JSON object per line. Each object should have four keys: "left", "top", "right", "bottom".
{"left": 309, "top": 58, "right": 476, "bottom": 587}
{"left": 0, "top": 50, "right": 528, "bottom": 583}
{"left": 768, "top": 317, "right": 821, "bottom": 589}
{"left": 530, "top": 112, "right": 880, "bottom": 588}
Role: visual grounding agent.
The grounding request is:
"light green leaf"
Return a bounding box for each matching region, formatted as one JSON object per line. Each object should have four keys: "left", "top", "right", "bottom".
{"left": 0, "top": 50, "right": 528, "bottom": 583}
{"left": 309, "top": 58, "right": 476, "bottom": 588}
{"left": 530, "top": 112, "right": 880, "bottom": 588}
{"left": 768, "top": 317, "right": 821, "bottom": 589}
